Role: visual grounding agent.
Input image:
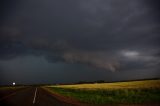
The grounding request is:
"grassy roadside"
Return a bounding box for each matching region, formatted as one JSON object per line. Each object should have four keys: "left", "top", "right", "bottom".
{"left": 0, "top": 86, "right": 27, "bottom": 99}
{"left": 48, "top": 87, "right": 160, "bottom": 104}
{"left": 0, "top": 86, "right": 25, "bottom": 90}
{"left": 47, "top": 80, "right": 160, "bottom": 105}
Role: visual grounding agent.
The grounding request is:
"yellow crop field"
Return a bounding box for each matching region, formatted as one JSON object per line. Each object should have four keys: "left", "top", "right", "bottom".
{"left": 52, "top": 80, "right": 160, "bottom": 90}
{"left": 47, "top": 80, "right": 160, "bottom": 104}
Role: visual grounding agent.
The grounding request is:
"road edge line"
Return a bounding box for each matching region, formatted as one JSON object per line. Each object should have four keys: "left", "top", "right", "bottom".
{"left": 33, "top": 88, "right": 37, "bottom": 104}
{"left": 41, "top": 87, "right": 84, "bottom": 106}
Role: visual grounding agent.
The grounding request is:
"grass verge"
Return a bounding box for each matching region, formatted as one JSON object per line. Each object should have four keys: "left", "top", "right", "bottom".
{"left": 48, "top": 87, "right": 160, "bottom": 104}
{"left": 47, "top": 80, "right": 160, "bottom": 105}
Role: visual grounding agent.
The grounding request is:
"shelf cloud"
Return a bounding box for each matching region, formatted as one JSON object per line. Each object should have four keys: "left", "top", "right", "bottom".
{"left": 0, "top": 0, "right": 160, "bottom": 84}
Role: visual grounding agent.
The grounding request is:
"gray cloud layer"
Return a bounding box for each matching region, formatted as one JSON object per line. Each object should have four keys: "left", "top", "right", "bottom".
{"left": 0, "top": 0, "right": 160, "bottom": 84}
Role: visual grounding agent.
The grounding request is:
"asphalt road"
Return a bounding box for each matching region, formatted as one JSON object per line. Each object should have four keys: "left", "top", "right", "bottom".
{"left": 0, "top": 87, "right": 76, "bottom": 106}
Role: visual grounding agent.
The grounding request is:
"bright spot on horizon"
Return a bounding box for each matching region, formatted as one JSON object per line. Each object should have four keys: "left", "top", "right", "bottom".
{"left": 13, "top": 82, "right": 15, "bottom": 86}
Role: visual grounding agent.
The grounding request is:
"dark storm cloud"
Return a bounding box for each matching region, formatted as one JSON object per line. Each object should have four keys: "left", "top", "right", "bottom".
{"left": 0, "top": 0, "right": 160, "bottom": 84}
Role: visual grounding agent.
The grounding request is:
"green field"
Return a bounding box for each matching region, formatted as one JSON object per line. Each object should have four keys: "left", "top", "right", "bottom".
{"left": 47, "top": 80, "right": 160, "bottom": 104}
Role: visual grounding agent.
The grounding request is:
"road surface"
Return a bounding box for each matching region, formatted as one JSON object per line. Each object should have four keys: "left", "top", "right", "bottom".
{"left": 0, "top": 87, "right": 76, "bottom": 106}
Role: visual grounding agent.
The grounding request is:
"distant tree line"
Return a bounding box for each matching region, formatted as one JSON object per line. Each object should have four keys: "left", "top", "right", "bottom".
{"left": 76, "top": 80, "right": 106, "bottom": 84}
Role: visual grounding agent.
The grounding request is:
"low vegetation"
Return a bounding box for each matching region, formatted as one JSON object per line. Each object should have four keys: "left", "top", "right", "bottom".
{"left": 0, "top": 86, "right": 25, "bottom": 90}
{"left": 52, "top": 80, "right": 160, "bottom": 89}
{"left": 47, "top": 79, "right": 160, "bottom": 104}
{"left": 0, "top": 86, "right": 26, "bottom": 98}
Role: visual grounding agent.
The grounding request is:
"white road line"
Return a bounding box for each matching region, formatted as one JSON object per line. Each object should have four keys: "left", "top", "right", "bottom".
{"left": 33, "top": 88, "right": 37, "bottom": 104}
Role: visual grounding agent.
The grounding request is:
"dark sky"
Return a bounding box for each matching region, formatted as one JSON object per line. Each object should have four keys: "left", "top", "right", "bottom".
{"left": 0, "top": 0, "right": 160, "bottom": 85}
